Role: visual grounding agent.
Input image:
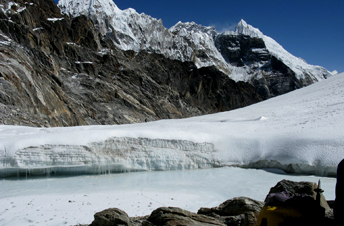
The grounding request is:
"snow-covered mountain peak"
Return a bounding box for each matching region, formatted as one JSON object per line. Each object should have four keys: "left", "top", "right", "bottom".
{"left": 58, "top": 0, "right": 121, "bottom": 17}
{"left": 237, "top": 19, "right": 248, "bottom": 28}
{"left": 222, "top": 19, "right": 332, "bottom": 81}
{"left": 235, "top": 19, "right": 262, "bottom": 38}
{"left": 332, "top": 70, "right": 338, "bottom": 75}
{"left": 222, "top": 19, "right": 263, "bottom": 38}
{"left": 170, "top": 21, "right": 218, "bottom": 38}
{"left": 58, "top": 0, "right": 166, "bottom": 51}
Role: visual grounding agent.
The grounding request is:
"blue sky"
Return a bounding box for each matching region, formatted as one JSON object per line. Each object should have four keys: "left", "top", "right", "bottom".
{"left": 54, "top": 0, "right": 343, "bottom": 73}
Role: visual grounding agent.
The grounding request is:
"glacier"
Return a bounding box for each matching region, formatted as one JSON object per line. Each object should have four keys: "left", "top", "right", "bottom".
{"left": 57, "top": 0, "right": 332, "bottom": 83}
{"left": 1, "top": 73, "right": 344, "bottom": 177}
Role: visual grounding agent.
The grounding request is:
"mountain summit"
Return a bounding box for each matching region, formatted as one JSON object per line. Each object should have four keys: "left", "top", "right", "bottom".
{"left": 58, "top": 0, "right": 175, "bottom": 54}
{"left": 58, "top": 0, "right": 332, "bottom": 98}
{"left": 235, "top": 19, "right": 261, "bottom": 37}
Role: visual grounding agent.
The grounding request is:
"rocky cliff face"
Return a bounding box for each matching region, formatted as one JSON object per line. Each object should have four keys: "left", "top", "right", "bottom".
{"left": 0, "top": 0, "right": 263, "bottom": 127}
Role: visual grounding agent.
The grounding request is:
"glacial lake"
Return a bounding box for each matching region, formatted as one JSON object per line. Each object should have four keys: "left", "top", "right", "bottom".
{"left": 0, "top": 167, "right": 336, "bottom": 226}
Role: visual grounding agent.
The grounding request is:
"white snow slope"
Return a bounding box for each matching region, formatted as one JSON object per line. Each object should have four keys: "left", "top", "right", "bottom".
{"left": 1, "top": 74, "right": 344, "bottom": 177}
{"left": 57, "top": 0, "right": 332, "bottom": 82}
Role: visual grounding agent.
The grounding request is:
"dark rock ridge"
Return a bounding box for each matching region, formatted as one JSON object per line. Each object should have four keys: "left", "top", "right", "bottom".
{"left": 0, "top": 0, "right": 263, "bottom": 127}
{"left": 86, "top": 180, "right": 334, "bottom": 226}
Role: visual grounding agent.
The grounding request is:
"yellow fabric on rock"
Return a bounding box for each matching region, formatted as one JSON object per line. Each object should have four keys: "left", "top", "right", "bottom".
{"left": 257, "top": 205, "right": 302, "bottom": 226}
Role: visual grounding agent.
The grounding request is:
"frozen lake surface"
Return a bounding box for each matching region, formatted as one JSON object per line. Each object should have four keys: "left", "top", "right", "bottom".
{"left": 0, "top": 167, "right": 336, "bottom": 226}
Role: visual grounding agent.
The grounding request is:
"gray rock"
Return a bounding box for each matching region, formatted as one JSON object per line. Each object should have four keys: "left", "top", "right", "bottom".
{"left": 199, "top": 197, "right": 263, "bottom": 217}
{"left": 146, "top": 207, "right": 226, "bottom": 226}
{"left": 90, "top": 208, "right": 131, "bottom": 226}
{"left": 198, "top": 197, "right": 263, "bottom": 226}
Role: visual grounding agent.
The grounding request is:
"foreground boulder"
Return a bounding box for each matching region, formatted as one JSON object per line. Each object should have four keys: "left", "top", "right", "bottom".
{"left": 90, "top": 208, "right": 130, "bottom": 226}
{"left": 198, "top": 197, "right": 264, "bottom": 226}
{"left": 144, "top": 207, "right": 226, "bottom": 226}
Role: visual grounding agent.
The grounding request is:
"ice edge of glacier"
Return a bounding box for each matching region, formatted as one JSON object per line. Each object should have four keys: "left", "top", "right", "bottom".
{"left": 0, "top": 136, "right": 337, "bottom": 178}
{"left": 0, "top": 137, "right": 220, "bottom": 177}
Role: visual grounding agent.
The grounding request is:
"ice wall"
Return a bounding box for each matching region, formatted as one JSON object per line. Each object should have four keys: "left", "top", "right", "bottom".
{"left": 0, "top": 137, "right": 217, "bottom": 177}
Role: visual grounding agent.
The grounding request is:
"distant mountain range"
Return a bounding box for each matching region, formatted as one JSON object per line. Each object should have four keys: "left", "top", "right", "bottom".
{"left": 58, "top": 0, "right": 331, "bottom": 83}
{"left": 59, "top": 0, "right": 332, "bottom": 91}
{"left": 0, "top": 0, "right": 333, "bottom": 127}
